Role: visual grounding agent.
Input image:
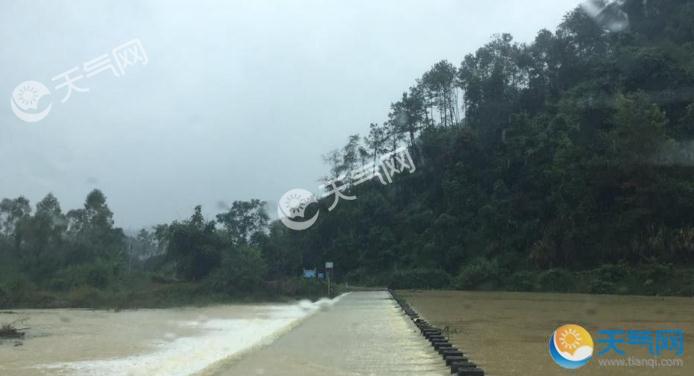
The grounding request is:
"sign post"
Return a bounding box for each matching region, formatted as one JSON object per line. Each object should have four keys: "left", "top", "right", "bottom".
{"left": 325, "top": 261, "right": 334, "bottom": 297}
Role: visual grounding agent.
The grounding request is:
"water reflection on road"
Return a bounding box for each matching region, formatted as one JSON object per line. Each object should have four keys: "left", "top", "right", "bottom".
{"left": 207, "top": 291, "right": 450, "bottom": 376}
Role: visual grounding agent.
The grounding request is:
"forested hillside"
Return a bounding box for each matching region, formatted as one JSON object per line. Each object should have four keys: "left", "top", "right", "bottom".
{"left": 271, "top": 0, "right": 694, "bottom": 294}
{"left": 2, "top": 0, "right": 694, "bottom": 308}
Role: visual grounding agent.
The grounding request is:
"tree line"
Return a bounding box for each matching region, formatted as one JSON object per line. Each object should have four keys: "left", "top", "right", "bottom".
{"left": 2, "top": 0, "right": 694, "bottom": 306}
{"left": 0, "top": 191, "right": 318, "bottom": 307}
{"left": 279, "top": 0, "right": 694, "bottom": 295}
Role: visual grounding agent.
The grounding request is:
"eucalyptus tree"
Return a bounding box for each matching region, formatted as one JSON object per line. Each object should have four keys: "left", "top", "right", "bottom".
{"left": 421, "top": 60, "right": 459, "bottom": 127}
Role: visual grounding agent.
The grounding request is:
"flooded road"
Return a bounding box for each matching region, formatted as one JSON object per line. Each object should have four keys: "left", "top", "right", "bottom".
{"left": 4, "top": 290, "right": 690, "bottom": 375}
{"left": 0, "top": 292, "right": 447, "bottom": 376}
{"left": 0, "top": 299, "right": 339, "bottom": 376}
{"left": 207, "top": 291, "right": 449, "bottom": 376}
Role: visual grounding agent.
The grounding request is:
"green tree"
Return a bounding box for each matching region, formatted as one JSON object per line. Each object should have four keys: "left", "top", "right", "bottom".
{"left": 608, "top": 92, "right": 669, "bottom": 164}
{"left": 166, "top": 206, "right": 221, "bottom": 281}
{"left": 210, "top": 246, "right": 267, "bottom": 293}
{"left": 66, "top": 190, "right": 125, "bottom": 263}
{"left": 216, "top": 200, "right": 269, "bottom": 246}
{"left": 421, "top": 60, "right": 459, "bottom": 127}
{"left": 16, "top": 194, "right": 66, "bottom": 271}
{"left": 0, "top": 197, "right": 32, "bottom": 249}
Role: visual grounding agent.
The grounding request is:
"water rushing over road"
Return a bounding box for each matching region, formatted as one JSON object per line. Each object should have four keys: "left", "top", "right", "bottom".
{"left": 0, "top": 298, "right": 341, "bottom": 376}
{"left": 0, "top": 291, "right": 448, "bottom": 376}
{"left": 206, "top": 290, "right": 450, "bottom": 376}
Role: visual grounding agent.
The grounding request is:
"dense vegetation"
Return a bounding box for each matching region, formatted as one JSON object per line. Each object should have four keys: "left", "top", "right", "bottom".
{"left": 0, "top": 192, "right": 325, "bottom": 308}
{"left": 273, "top": 0, "right": 694, "bottom": 296}
{"left": 2, "top": 0, "right": 694, "bottom": 308}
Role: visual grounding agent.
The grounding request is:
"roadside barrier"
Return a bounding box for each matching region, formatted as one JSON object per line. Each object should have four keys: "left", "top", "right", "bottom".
{"left": 388, "top": 289, "right": 486, "bottom": 376}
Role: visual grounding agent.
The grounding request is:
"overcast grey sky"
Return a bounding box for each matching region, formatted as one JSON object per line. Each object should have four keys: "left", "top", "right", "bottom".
{"left": 1, "top": 0, "right": 581, "bottom": 229}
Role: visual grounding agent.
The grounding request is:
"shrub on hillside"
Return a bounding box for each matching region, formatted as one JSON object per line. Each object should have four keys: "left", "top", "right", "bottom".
{"left": 504, "top": 270, "right": 537, "bottom": 292}
{"left": 588, "top": 279, "right": 618, "bottom": 294}
{"left": 455, "top": 258, "right": 501, "bottom": 290}
{"left": 208, "top": 246, "right": 267, "bottom": 294}
{"left": 593, "top": 263, "right": 629, "bottom": 283}
{"left": 50, "top": 262, "right": 113, "bottom": 290}
{"left": 537, "top": 268, "right": 575, "bottom": 292}
{"left": 0, "top": 285, "right": 10, "bottom": 308}
{"left": 388, "top": 268, "right": 451, "bottom": 289}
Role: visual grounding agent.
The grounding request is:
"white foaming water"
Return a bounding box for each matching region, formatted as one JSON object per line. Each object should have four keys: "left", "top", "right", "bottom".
{"left": 34, "top": 295, "right": 346, "bottom": 376}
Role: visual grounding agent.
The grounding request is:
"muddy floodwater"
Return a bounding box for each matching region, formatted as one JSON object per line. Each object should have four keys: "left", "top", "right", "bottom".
{"left": 0, "top": 292, "right": 447, "bottom": 376}
{"left": 401, "top": 290, "right": 694, "bottom": 376}
{"left": 0, "top": 291, "right": 450, "bottom": 376}
{"left": 0, "top": 300, "right": 336, "bottom": 376}
{"left": 1, "top": 291, "right": 692, "bottom": 376}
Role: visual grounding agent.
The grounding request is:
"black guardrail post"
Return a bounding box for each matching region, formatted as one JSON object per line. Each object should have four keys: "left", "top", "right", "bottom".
{"left": 388, "top": 289, "right": 486, "bottom": 376}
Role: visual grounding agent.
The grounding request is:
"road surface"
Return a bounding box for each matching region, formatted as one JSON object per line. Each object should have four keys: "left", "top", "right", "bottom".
{"left": 206, "top": 291, "right": 449, "bottom": 376}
